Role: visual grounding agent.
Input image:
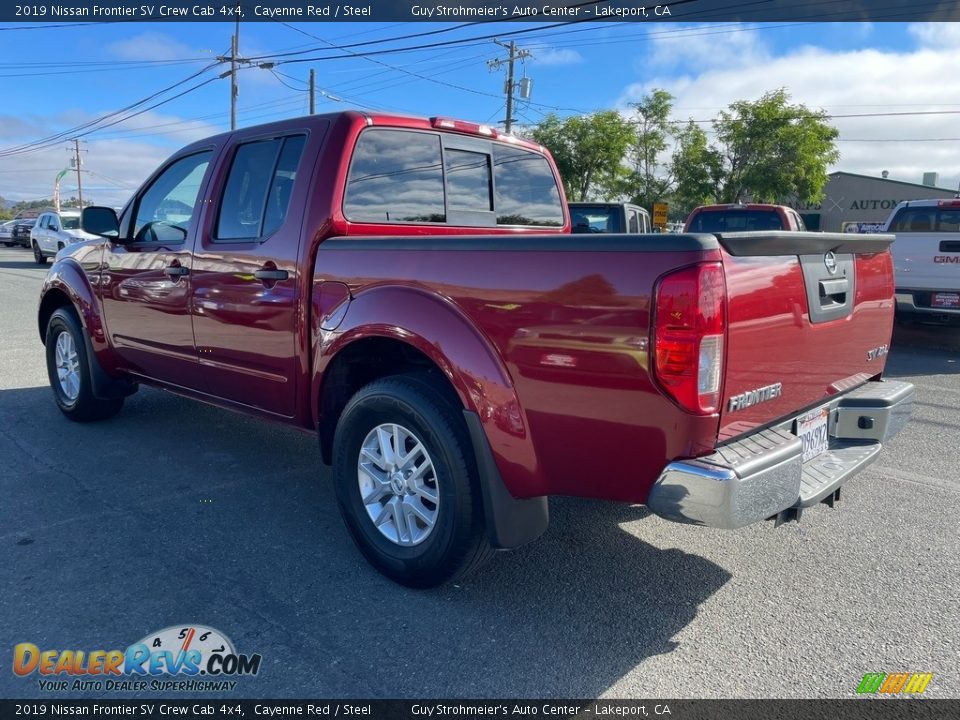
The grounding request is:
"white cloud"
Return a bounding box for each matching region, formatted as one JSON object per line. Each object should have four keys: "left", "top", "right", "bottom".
{"left": 0, "top": 110, "right": 224, "bottom": 206}
{"left": 530, "top": 47, "right": 584, "bottom": 67}
{"left": 617, "top": 29, "right": 960, "bottom": 192}
{"left": 642, "top": 23, "right": 770, "bottom": 71}
{"left": 108, "top": 32, "right": 202, "bottom": 62}
{"left": 907, "top": 22, "right": 960, "bottom": 48}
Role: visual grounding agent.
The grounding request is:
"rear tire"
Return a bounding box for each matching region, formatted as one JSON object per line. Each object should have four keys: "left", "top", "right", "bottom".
{"left": 33, "top": 242, "right": 47, "bottom": 265}
{"left": 332, "top": 375, "right": 492, "bottom": 588}
{"left": 45, "top": 308, "right": 124, "bottom": 422}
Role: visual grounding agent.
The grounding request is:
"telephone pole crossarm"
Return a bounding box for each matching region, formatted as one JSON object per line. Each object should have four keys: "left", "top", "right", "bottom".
{"left": 487, "top": 40, "right": 532, "bottom": 134}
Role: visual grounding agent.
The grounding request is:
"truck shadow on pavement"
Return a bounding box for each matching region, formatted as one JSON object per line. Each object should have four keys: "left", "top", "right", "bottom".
{"left": 1, "top": 385, "right": 730, "bottom": 699}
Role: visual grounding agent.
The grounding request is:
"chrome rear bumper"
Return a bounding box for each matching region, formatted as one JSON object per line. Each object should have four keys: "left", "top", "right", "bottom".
{"left": 646, "top": 380, "right": 915, "bottom": 529}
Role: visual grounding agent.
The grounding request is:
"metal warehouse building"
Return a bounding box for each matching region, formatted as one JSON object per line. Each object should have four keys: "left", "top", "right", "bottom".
{"left": 788, "top": 171, "right": 956, "bottom": 232}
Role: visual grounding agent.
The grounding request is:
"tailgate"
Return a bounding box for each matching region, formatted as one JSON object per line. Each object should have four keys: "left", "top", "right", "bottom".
{"left": 893, "top": 231, "right": 960, "bottom": 293}
{"left": 716, "top": 231, "right": 895, "bottom": 443}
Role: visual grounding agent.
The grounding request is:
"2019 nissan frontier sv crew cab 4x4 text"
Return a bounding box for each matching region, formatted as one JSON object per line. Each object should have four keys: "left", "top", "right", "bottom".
{"left": 38, "top": 111, "right": 914, "bottom": 587}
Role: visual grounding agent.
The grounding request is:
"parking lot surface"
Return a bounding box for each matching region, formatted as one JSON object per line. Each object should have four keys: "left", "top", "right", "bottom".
{"left": 1, "top": 244, "right": 958, "bottom": 699}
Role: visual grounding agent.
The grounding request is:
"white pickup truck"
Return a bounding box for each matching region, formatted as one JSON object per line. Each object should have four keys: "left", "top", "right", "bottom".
{"left": 883, "top": 198, "right": 960, "bottom": 323}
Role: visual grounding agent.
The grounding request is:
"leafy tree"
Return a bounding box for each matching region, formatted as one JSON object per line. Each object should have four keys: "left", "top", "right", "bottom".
{"left": 624, "top": 89, "right": 675, "bottom": 211}
{"left": 532, "top": 111, "right": 635, "bottom": 201}
{"left": 708, "top": 89, "right": 839, "bottom": 204}
{"left": 670, "top": 121, "right": 723, "bottom": 216}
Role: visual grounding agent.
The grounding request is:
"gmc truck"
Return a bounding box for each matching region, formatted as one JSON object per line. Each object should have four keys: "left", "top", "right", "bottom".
{"left": 882, "top": 198, "right": 960, "bottom": 324}
{"left": 38, "top": 111, "right": 913, "bottom": 587}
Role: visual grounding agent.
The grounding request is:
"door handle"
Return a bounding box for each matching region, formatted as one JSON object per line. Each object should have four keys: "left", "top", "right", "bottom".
{"left": 164, "top": 265, "right": 189, "bottom": 278}
{"left": 254, "top": 269, "right": 289, "bottom": 282}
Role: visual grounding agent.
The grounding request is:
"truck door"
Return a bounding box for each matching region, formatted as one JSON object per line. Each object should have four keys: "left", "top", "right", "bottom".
{"left": 99, "top": 150, "right": 214, "bottom": 390}
{"left": 190, "top": 131, "right": 311, "bottom": 418}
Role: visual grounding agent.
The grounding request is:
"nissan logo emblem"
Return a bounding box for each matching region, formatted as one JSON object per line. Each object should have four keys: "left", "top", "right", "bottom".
{"left": 824, "top": 251, "right": 838, "bottom": 274}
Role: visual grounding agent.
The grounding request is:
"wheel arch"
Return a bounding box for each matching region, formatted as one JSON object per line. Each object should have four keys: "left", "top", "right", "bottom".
{"left": 312, "top": 285, "right": 546, "bottom": 501}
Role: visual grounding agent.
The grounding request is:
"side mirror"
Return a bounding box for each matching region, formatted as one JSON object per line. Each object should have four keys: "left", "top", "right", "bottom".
{"left": 82, "top": 206, "right": 120, "bottom": 240}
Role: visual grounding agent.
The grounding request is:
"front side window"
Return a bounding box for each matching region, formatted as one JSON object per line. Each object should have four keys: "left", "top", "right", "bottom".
{"left": 134, "top": 151, "right": 212, "bottom": 243}
{"left": 344, "top": 130, "right": 445, "bottom": 223}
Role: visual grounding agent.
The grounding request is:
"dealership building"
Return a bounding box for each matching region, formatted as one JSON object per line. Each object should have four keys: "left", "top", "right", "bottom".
{"left": 787, "top": 171, "right": 957, "bottom": 231}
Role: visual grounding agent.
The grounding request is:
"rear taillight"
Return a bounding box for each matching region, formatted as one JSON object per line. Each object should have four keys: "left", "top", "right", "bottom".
{"left": 653, "top": 262, "right": 726, "bottom": 415}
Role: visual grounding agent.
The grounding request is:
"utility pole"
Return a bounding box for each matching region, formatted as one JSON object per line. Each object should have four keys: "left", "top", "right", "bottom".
{"left": 230, "top": 3, "right": 239, "bottom": 130}
{"left": 72, "top": 139, "right": 84, "bottom": 209}
{"left": 487, "top": 40, "right": 531, "bottom": 134}
{"left": 309, "top": 69, "right": 315, "bottom": 115}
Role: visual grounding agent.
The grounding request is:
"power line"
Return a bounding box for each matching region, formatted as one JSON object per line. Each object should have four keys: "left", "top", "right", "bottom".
{"left": 0, "top": 66, "right": 223, "bottom": 158}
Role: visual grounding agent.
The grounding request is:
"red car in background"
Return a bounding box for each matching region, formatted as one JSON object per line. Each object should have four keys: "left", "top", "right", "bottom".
{"left": 684, "top": 203, "right": 807, "bottom": 232}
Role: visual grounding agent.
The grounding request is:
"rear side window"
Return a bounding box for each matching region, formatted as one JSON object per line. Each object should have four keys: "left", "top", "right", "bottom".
{"left": 344, "top": 130, "right": 445, "bottom": 223}
{"left": 217, "top": 135, "right": 305, "bottom": 241}
{"left": 343, "top": 128, "right": 563, "bottom": 227}
{"left": 628, "top": 210, "right": 640, "bottom": 233}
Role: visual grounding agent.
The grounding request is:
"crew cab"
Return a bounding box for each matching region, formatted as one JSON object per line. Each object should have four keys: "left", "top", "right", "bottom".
{"left": 684, "top": 203, "right": 806, "bottom": 232}
{"left": 38, "top": 111, "right": 913, "bottom": 587}
{"left": 569, "top": 202, "right": 652, "bottom": 234}
{"left": 882, "top": 198, "right": 960, "bottom": 323}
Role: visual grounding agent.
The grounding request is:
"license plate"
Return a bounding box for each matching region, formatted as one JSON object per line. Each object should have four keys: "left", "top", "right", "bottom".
{"left": 932, "top": 292, "right": 960, "bottom": 309}
{"left": 797, "top": 407, "right": 829, "bottom": 463}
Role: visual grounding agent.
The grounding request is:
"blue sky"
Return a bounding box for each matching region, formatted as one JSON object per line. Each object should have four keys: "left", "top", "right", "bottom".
{"left": 2, "top": 20, "right": 959, "bottom": 205}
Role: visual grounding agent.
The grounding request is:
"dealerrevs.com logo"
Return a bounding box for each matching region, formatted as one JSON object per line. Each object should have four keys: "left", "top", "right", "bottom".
{"left": 13, "top": 625, "right": 261, "bottom": 692}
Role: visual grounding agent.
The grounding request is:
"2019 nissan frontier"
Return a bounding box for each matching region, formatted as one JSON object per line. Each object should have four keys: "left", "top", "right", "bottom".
{"left": 38, "top": 111, "right": 913, "bottom": 586}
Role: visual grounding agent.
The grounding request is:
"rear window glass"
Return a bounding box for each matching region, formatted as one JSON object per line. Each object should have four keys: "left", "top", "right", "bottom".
{"left": 687, "top": 210, "right": 785, "bottom": 232}
{"left": 570, "top": 207, "right": 622, "bottom": 233}
{"left": 445, "top": 148, "right": 492, "bottom": 211}
{"left": 344, "top": 129, "right": 564, "bottom": 228}
{"left": 891, "top": 207, "right": 960, "bottom": 232}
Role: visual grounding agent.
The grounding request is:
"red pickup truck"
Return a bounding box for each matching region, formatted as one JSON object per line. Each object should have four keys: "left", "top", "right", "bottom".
{"left": 38, "top": 111, "right": 913, "bottom": 587}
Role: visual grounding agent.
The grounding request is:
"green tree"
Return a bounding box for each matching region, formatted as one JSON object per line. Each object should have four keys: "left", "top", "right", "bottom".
{"left": 532, "top": 111, "right": 634, "bottom": 201}
{"left": 624, "top": 89, "right": 675, "bottom": 211}
{"left": 710, "top": 89, "right": 839, "bottom": 204}
{"left": 670, "top": 121, "right": 723, "bottom": 216}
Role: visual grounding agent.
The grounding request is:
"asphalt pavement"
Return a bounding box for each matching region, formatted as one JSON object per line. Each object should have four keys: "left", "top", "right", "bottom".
{"left": 1, "top": 244, "right": 958, "bottom": 700}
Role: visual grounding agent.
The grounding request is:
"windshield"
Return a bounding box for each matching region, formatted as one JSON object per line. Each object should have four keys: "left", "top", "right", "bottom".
{"left": 687, "top": 209, "right": 784, "bottom": 232}
{"left": 61, "top": 216, "right": 81, "bottom": 230}
{"left": 570, "top": 207, "right": 622, "bottom": 233}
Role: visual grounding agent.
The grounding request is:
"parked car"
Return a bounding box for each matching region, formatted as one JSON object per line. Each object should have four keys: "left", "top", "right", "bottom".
{"left": 30, "top": 210, "right": 98, "bottom": 265}
{"left": 38, "top": 111, "right": 912, "bottom": 588}
{"left": 11, "top": 218, "right": 37, "bottom": 248}
{"left": 881, "top": 198, "right": 960, "bottom": 324}
{"left": 1, "top": 218, "right": 20, "bottom": 246}
{"left": 569, "top": 202, "right": 652, "bottom": 234}
{"left": 684, "top": 203, "right": 806, "bottom": 232}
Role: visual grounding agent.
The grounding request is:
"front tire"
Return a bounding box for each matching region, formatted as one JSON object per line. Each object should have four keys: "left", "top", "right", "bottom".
{"left": 33, "top": 242, "right": 47, "bottom": 265}
{"left": 332, "top": 375, "right": 492, "bottom": 588}
{"left": 45, "top": 308, "right": 124, "bottom": 422}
